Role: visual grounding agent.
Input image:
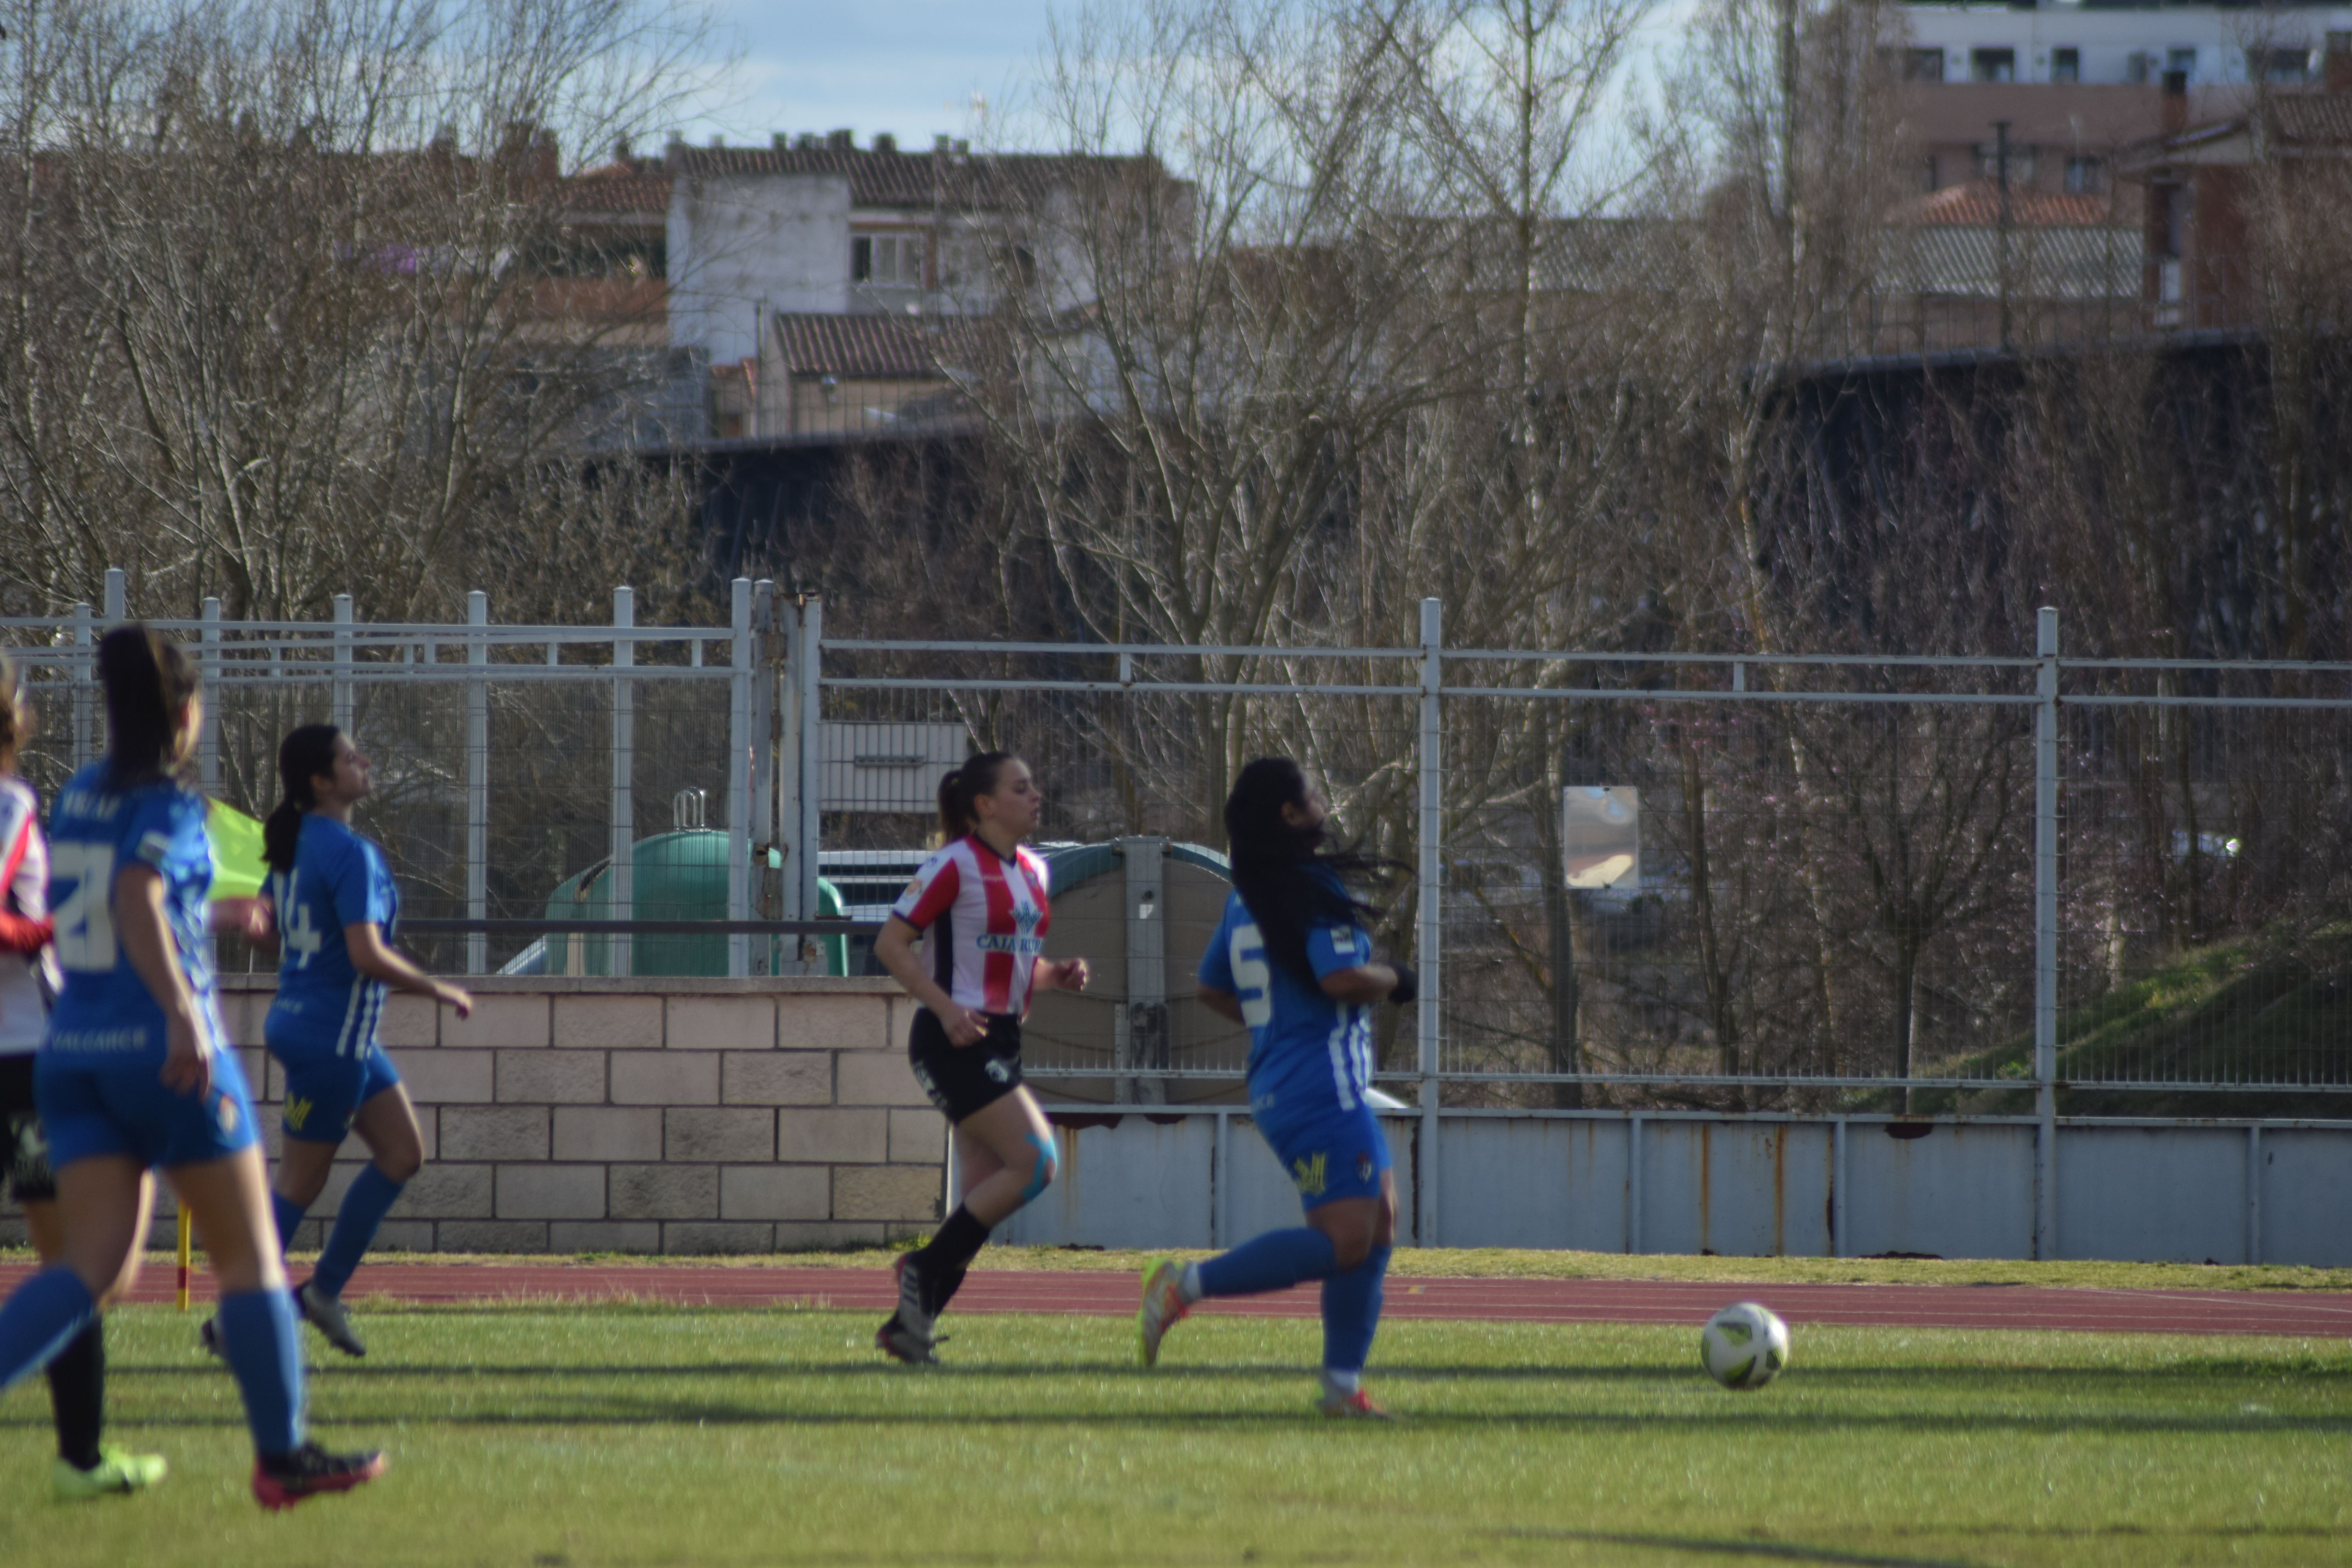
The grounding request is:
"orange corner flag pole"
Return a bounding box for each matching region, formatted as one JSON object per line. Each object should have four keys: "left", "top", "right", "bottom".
{"left": 175, "top": 1207, "right": 192, "bottom": 1311}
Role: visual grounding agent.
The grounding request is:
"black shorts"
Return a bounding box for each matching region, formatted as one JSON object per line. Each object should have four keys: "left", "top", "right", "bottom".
{"left": 0, "top": 1053, "right": 56, "bottom": 1203}
{"left": 907, "top": 1009, "right": 1024, "bottom": 1124}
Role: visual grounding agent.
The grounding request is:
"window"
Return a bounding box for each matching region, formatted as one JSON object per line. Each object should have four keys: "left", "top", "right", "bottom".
{"left": 1977, "top": 142, "right": 2037, "bottom": 183}
{"left": 2126, "top": 51, "right": 2153, "bottom": 85}
{"left": 1904, "top": 47, "right": 1945, "bottom": 82}
{"left": 1971, "top": 47, "right": 2016, "bottom": 83}
{"left": 2166, "top": 47, "right": 2197, "bottom": 82}
{"left": 2253, "top": 47, "right": 2310, "bottom": 84}
{"left": 851, "top": 233, "right": 925, "bottom": 287}
{"left": 2064, "top": 156, "right": 2103, "bottom": 195}
{"left": 2051, "top": 47, "right": 2080, "bottom": 83}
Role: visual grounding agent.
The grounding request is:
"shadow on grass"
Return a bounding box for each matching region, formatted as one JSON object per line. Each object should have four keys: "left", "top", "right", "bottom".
{"left": 1488, "top": 1530, "right": 1979, "bottom": 1567}
{"left": 16, "top": 1395, "right": 2350, "bottom": 1437}
{"left": 100, "top": 1356, "right": 2352, "bottom": 1387}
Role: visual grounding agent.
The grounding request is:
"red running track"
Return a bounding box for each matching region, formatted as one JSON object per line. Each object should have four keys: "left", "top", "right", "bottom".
{"left": 8, "top": 1262, "right": 2350, "bottom": 1337}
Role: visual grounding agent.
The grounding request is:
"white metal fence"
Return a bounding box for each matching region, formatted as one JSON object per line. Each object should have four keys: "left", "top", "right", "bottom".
{"left": 15, "top": 581, "right": 2352, "bottom": 1191}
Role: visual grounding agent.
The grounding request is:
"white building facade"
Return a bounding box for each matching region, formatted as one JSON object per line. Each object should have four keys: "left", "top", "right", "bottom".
{"left": 1898, "top": 3, "right": 2352, "bottom": 88}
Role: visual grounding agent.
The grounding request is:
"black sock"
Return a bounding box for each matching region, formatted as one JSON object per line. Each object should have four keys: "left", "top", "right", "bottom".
{"left": 909, "top": 1206, "right": 991, "bottom": 1314}
{"left": 45, "top": 1318, "right": 103, "bottom": 1470}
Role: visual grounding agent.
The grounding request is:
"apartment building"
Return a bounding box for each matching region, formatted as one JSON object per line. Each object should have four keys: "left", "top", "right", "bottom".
{"left": 1894, "top": 4, "right": 2352, "bottom": 232}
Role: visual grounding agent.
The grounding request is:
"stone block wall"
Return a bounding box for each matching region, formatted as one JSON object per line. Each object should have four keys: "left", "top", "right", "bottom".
{"left": 1, "top": 976, "right": 945, "bottom": 1255}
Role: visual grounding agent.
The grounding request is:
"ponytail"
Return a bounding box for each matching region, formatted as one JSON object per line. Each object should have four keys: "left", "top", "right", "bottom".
{"left": 265, "top": 724, "right": 342, "bottom": 873}
{"left": 937, "top": 751, "right": 1017, "bottom": 843}
{"left": 98, "top": 624, "right": 201, "bottom": 792}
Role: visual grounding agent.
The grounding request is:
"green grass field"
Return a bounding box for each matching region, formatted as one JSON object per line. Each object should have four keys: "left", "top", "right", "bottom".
{"left": 0, "top": 1302, "right": 2346, "bottom": 1566}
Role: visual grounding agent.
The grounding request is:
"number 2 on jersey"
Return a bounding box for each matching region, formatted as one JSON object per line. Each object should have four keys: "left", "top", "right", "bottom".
{"left": 49, "top": 842, "right": 118, "bottom": 971}
{"left": 1229, "top": 921, "right": 1274, "bottom": 1028}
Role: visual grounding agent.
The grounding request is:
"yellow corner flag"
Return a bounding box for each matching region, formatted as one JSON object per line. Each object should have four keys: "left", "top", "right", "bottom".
{"left": 206, "top": 799, "right": 267, "bottom": 902}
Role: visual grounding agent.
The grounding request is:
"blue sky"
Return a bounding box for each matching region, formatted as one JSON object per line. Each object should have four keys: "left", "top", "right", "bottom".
{"left": 684, "top": 0, "right": 1060, "bottom": 151}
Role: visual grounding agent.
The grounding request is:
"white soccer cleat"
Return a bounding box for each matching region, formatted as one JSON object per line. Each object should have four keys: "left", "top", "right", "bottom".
{"left": 1137, "top": 1258, "right": 1192, "bottom": 1368}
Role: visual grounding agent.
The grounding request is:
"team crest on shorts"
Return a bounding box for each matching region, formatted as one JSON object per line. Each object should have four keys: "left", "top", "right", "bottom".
{"left": 216, "top": 1094, "right": 240, "bottom": 1134}
{"left": 1290, "top": 1152, "right": 1328, "bottom": 1198}
{"left": 1358, "top": 1152, "right": 1374, "bottom": 1183}
{"left": 985, "top": 1058, "right": 1011, "bottom": 1083}
{"left": 284, "top": 1094, "right": 314, "bottom": 1132}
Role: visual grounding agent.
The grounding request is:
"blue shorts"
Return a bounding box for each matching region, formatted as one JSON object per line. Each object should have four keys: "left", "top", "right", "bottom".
{"left": 36, "top": 1048, "right": 260, "bottom": 1171}
{"left": 1254, "top": 1096, "right": 1391, "bottom": 1211}
{"left": 274, "top": 1039, "right": 401, "bottom": 1144}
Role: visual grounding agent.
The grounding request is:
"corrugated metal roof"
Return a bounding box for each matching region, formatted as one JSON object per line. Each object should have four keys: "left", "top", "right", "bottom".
{"left": 1882, "top": 225, "right": 2141, "bottom": 299}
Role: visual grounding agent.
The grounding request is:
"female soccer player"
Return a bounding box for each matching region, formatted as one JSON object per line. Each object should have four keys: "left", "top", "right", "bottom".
{"left": 0, "top": 626, "right": 385, "bottom": 1507}
{"left": 0, "top": 654, "right": 165, "bottom": 1496}
{"left": 1137, "top": 757, "right": 1416, "bottom": 1416}
{"left": 245, "top": 723, "right": 470, "bottom": 1356}
{"left": 871, "top": 752, "right": 1089, "bottom": 1363}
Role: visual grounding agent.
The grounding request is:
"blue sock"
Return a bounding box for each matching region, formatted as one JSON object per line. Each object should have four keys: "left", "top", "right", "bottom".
{"left": 0, "top": 1268, "right": 96, "bottom": 1392}
{"left": 1195, "top": 1228, "right": 1339, "bottom": 1299}
{"left": 1321, "top": 1245, "right": 1390, "bottom": 1375}
{"left": 312, "top": 1165, "right": 404, "bottom": 1299}
{"left": 271, "top": 1190, "right": 308, "bottom": 1255}
{"left": 216, "top": 1289, "right": 306, "bottom": 1456}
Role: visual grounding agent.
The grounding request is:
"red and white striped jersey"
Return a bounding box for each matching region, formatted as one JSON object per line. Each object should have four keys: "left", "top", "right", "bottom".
{"left": 889, "top": 837, "right": 1053, "bottom": 1016}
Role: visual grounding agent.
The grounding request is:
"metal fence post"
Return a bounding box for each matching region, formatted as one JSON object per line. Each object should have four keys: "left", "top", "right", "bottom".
{"left": 103, "top": 568, "right": 124, "bottom": 624}
{"left": 748, "top": 582, "right": 776, "bottom": 976}
{"left": 332, "top": 594, "right": 354, "bottom": 733}
{"left": 69, "top": 603, "right": 92, "bottom": 767}
{"left": 466, "top": 591, "right": 489, "bottom": 977}
{"left": 611, "top": 586, "right": 635, "bottom": 980}
{"left": 796, "top": 596, "right": 823, "bottom": 963}
{"left": 726, "top": 577, "right": 752, "bottom": 978}
{"left": 2034, "top": 605, "right": 2060, "bottom": 1260}
{"left": 1416, "top": 596, "right": 1443, "bottom": 1247}
{"left": 198, "top": 598, "right": 221, "bottom": 797}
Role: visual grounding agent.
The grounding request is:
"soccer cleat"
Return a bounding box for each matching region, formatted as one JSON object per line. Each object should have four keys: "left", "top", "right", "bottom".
{"left": 874, "top": 1313, "right": 938, "bottom": 1366}
{"left": 197, "top": 1316, "right": 223, "bottom": 1361}
{"left": 1315, "top": 1388, "right": 1392, "bottom": 1420}
{"left": 251, "top": 1442, "right": 387, "bottom": 1510}
{"left": 53, "top": 1444, "right": 167, "bottom": 1499}
{"left": 893, "top": 1254, "right": 936, "bottom": 1338}
{"left": 298, "top": 1281, "right": 367, "bottom": 1359}
{"left": 1137, "top": 1258, "right": 1192, "bottom": 1368}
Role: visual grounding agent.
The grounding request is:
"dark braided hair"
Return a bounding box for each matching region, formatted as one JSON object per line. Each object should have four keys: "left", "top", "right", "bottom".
{"left": 264, "top": 724, "right": 342, "bottom": 874}
{"left": 99, "top": 625, "right": 201, "bottom": 792}
{"left": 937, "top": 751, "right": 1018, "bottom": 843}
{"left": 1223, "top": 757, "right": 1394, "bottom": 986}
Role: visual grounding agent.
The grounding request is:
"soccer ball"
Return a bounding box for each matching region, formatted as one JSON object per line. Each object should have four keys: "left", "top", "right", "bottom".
{"left": 1699, "top": 1301, "right": 1790, "bottom": 1390}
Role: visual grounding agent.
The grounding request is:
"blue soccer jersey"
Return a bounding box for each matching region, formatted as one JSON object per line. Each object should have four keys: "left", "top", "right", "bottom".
{"left": 1198, "top": 883, "right": 1378, "bottom": 1118}
{"left": 44, "top": 763, "right": 218, "bottom": 1062}
{"left": 268, "top": 815, "right": 397, "bottom": 1053}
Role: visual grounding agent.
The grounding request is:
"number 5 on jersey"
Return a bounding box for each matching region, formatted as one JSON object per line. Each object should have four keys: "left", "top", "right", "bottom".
{"left": 50, "top": 842, "right": 117, "bottom": 971}
{"left": 1229, "top": 921, "right": 1274, "bottom": 1029}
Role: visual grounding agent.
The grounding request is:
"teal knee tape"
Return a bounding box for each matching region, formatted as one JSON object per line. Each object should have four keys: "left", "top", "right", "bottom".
{"left": 1020, "top": 1131, "right": 1058, "bottom": 1203}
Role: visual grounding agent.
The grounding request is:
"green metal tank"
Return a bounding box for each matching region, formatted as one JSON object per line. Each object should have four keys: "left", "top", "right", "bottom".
{"left": 543, "top": 831, "right": 847, "bottom": 978}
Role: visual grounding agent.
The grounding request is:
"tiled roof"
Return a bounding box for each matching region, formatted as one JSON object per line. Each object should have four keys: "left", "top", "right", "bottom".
{"left": 668, "top": 146, "right": 1156, "bottom": 210}
{"left": 565, "top": 163, "right": 670, "bottom": 218}
{"left": 771, "top": 312, "right": 993, "bottom": 379}
{"left": 1899, "top": 180, "right": 2115, "bottom": 228}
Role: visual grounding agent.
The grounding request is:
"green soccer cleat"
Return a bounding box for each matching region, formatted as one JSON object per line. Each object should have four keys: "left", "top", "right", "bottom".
{"left": 298, "top": 1281, "right": 367, "bottom": 1359}
{"left": 53, "top": 1443, "right": 167, "bottom": 1499}
{"left": 1137, "top": 1258, "right": 1192, "bottom": 1368}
